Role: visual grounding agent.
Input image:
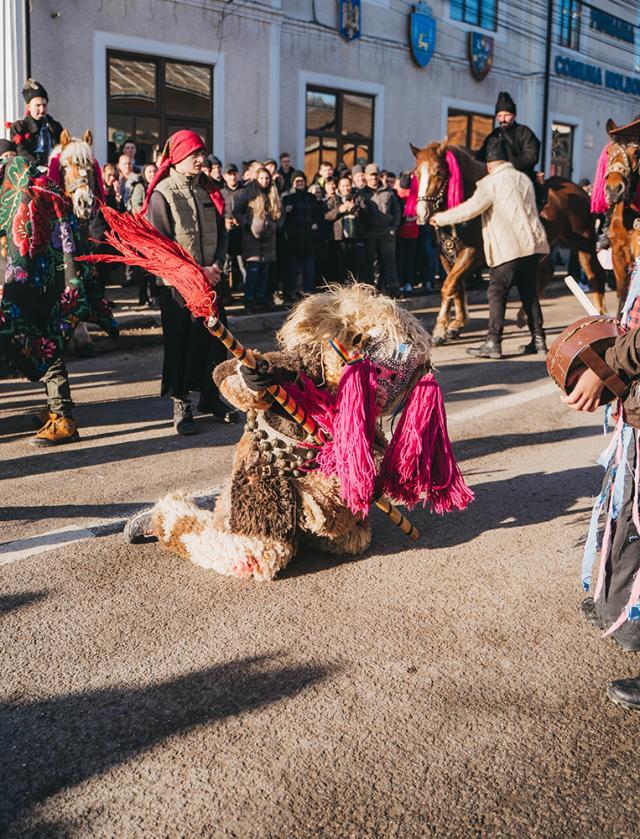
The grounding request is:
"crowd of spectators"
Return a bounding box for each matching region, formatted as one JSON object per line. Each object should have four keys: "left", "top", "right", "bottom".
{"left": 103, "top": 142, "right": 442, "bottom": 313}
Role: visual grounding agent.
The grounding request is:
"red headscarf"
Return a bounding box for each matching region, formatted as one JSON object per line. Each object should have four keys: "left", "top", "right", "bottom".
{"left": 140, "top": 129, "right": 224, "bottom": 216}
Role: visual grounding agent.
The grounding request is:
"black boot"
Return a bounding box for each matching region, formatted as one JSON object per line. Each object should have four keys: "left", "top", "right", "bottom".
{"left": 197, "top": 395, "right": 239, "bottom": 424}
{"left": 607, "top": 677, "right": 640, "bottom": 711}
{"left": 173, "top": 399, "right": 198, "bottom": 435}
{"left": 467, "top": 338, "right": 502, "bottom": 359}
{"left": 518, "top": 333, "right": 548, "bottom": 355}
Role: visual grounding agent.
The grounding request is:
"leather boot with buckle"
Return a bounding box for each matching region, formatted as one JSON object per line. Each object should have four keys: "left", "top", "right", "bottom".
{"left": 173, "top": 399, "right": 198, "bottom": 435}
{"left": 518, "top": 334, "right": 548, "bottom": 355}
{"left": 29, "top": 413, "right": 80, "bottom": 447}
{"left": 467, "top": 338, "right": 502, "bottom": 359}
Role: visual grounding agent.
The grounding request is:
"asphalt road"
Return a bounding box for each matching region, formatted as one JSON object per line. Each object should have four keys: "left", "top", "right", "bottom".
{"left": 1, "top": 286, "right": 638, "bottom": 838}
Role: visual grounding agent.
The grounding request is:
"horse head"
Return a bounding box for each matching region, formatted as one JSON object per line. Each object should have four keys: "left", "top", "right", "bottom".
{"left": 58, "top": 129, "right": 97, "bottom": 221}
{"left": 603, "top": 121, "right": 640, "bottom": 207}
{"left": 410, "top": 139, "right": 450, "bottom": 225}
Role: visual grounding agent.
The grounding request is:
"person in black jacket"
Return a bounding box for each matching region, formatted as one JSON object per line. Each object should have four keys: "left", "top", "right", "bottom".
{"left": 476, "top": 92, "right": 540, "bottom": 183}
{"left": 220, "top": 164, "right": 246, "bottom": 301}
{"left": 283, "top": 171, "right": 323, "bottom": 300}
{"left": 323, "top": 173, "right": 366, "bottom": 283}
{"left": 360, "top": 163, "right": 402, "bottom": 294}
{"left": 9, "top": 79, "right": 63, "bottom": 168}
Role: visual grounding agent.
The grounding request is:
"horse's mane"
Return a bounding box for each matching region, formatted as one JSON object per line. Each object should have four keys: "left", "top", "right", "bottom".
{"left": 59, "top": 139, "right": 94, "bottom": 169}
{"left": 446, "top": 145, "right": 486, "bottom": 183}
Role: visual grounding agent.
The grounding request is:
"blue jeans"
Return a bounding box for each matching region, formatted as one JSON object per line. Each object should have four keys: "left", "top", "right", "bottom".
{"left": 244, "top": 261, "right": 269, "bottom": 302}
{"left": 286, "top": 255, "right": 316, "bottom": 296}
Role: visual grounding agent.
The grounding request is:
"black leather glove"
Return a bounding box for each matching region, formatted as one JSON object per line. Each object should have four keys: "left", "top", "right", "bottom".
{"left": 239, "top": 358, "right": 274, "bottom": 392}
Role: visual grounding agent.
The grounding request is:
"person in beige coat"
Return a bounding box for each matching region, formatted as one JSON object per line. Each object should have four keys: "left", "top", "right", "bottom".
{"left": 431, "top": 137, "right": 549, "bottom": 359}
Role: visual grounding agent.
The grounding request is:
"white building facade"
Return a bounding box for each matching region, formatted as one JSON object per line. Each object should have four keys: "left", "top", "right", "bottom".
{"left": 2, "top": 0, "right": 640, "bottom": 182}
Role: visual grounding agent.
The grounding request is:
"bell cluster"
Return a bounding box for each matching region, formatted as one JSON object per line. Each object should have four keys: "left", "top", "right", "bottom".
{"left": 245, "top": 410, "right": 318, "bottom": 478}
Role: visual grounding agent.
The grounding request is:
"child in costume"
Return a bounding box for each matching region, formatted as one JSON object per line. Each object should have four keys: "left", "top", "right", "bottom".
{"left": 124, "top": 283, "right": 473, "bottom": 580}
{"left": 564, "top": 258, "right": 640, "bottom": 709}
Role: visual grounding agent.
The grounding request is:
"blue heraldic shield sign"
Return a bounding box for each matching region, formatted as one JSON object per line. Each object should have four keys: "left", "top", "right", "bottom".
{"left": 468, "top": 32, "right": 494, "bottom": 81}
{"left": 339, "top": 0, "right": 361, "bottom": 42}
{"left": 410, "top": 3, "right": 436, "bottom": 68}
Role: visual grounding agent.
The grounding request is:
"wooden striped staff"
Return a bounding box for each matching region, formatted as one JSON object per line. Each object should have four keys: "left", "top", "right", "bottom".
{"left": 206, "top": 312, "right": 419, "bottom": 542}
{"left": 75, "top": 206, "right": 418, "bottom": 541}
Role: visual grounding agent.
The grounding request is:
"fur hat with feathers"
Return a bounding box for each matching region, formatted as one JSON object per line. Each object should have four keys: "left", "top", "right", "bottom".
{"left": 22, "top": 79, "right": 49, "bottom": 104}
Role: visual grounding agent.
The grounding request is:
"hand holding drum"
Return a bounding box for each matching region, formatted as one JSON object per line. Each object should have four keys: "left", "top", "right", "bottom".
{"left": 547, "top": 314, "right": 629, "bottom": 409}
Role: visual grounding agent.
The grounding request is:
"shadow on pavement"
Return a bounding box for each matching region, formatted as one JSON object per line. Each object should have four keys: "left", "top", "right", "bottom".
{"left": 0, "top": 591, "right": 49, "bottom": 616}
{"left": 0, "top": 656, "right": 334, "bottom": 833}
{"left": 0, "top": 503, "right": 141, "bottom": 524}
{"left": 453, "top": 424, "right": 601, "bottom": 463}
{"left": 0, "top": 423, "right": 243, "bottom": 481}
{"left": 415, "top": 464, "right": 601, "bottom": 550}
{"left": 438, "top": 358, "right": 549, "bottom": 400}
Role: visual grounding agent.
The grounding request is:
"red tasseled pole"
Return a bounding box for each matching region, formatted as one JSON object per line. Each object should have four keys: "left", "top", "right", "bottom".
{"left": 77, "top": 206, "right": 216, "bottom": 319}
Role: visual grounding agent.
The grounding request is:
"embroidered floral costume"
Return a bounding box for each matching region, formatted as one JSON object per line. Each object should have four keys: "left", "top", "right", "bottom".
{"left": 0, "top": 156, "right": 116, "bottom": 382}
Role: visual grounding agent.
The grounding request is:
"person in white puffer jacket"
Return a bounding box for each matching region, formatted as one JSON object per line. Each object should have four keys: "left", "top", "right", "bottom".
{"left": 431, "top": 136, "right": 549, "bottom": 359}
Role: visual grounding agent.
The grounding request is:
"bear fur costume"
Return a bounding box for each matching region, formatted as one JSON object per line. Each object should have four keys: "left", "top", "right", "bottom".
{"left": 148, "top": 284, "right": 442, "bottom": 581}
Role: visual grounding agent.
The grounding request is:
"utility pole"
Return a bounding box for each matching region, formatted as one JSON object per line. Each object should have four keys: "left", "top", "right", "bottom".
{"left": 541, "top": 0, "right": 553, "bottom": 173}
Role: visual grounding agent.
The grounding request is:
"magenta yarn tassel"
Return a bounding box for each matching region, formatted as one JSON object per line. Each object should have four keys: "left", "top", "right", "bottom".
{"left": 445, "top": 150, "right": 464, "bottom": 208}
{"left": 283, "top": 373, "right": 335, "bottom": 435}
{"left": 282, "top": 364, "right": 379, "bottom": 518}
{"left": 378, "top": 373, "right": 474, "bottom": 513}
{"left": 327, "top": 359, "right": 379, "bottom": 517}
{"left": 590, "top": 143, "right": 610, "bottom": 214}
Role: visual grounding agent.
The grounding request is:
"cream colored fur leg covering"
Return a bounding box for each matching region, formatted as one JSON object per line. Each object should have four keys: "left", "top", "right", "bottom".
{"left": 152, "top": 491, "right": 294, "bottom": 581}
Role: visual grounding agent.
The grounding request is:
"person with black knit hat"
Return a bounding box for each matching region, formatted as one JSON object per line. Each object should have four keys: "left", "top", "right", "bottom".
{"left": 430, "top": 136, "right": 548, "bottom": 359}
{"left": 8, "top": 79, "right": 63, "bottom": 168}
{"left": 476, "top": 91, "right": 541, "bottom": 184}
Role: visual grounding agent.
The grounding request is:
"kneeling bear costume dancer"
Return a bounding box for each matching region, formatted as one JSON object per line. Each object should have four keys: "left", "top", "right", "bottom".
{"left": 81, "top": 210, "right": 472, "bottom": 580}
{"left": 137, "top": 283, "right": 472, "bottom": 580}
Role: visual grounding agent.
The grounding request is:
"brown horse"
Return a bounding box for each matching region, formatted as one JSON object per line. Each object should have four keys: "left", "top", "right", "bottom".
{"left": 411, "top": 141, "right": 606, "bottom": 344}
{"left": 601, "top": 126, "right": 640, "bottom": 302}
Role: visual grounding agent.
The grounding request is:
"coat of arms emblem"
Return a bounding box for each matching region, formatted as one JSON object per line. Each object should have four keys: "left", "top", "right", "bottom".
{"left": 339, "top": 0, "right": 361, "bottom": 42}
{"left": 410, "top": 2, "right": 436, "bottom": 68}
{"left": 468, "top": 32, "right": 494, "bottom": 80}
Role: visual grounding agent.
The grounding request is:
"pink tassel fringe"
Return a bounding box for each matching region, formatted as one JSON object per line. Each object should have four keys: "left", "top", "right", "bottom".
{"left": 378, "top": 374, "right": 474, "bottom": 513}
{"left": 590, "top": 143, "right": 610, "bottom": 214}
{"left": 445, "top": 150, "right": 464, "bottom": 209}
{"left": 282, "top": 364, "right": 379, "bottom": 518}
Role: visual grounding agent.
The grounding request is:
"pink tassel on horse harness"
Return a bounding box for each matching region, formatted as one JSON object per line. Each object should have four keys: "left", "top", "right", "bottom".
{"left": 590, "top": 143, "right": 610, "bottom": 214}
{"left": 445, "top": 150, "right": 464, "bottom": 209}
{"left": 378, "top": 373, "right": 474, "bottom": 513}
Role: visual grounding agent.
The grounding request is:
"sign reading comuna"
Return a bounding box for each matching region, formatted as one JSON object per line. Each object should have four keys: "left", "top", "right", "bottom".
{"left": 555, "top": 55, "right": 640, "bottom": 97}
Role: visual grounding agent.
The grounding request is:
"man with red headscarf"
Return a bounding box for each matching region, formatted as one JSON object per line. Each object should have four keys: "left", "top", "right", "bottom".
{"left": 143, "top": 130, "right": 238, "bottom": 433}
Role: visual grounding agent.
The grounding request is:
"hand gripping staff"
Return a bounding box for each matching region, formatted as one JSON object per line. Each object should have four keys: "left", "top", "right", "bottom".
{"left": 78, "top": 207, "right": 419, "bottom": 541}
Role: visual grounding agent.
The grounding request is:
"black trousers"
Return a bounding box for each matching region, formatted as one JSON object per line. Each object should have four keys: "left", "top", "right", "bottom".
{"left": 396, "top": 237, "right": 417, "bottom": 287}
{"left": 487, "top": 254, "right": 542, "bottom": 342}
{"left": 365, "top": 234, "right": 399, "bottom": 289}
{"left": 159, "top": 285, "right": 227, "bottom": 407}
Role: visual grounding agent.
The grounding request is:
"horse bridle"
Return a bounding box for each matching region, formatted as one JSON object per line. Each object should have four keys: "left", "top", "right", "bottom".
{"left": 606, "top": 142, "right": 640, "bottom": 186}
{"left": 417, "top": 175, "right": 448, "bottom": 215}
{"left": 64, "top": 172, "right": 92, "bottom": 195}
{"left": 416, "top": 167, "right": 461, "bottom": 265}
